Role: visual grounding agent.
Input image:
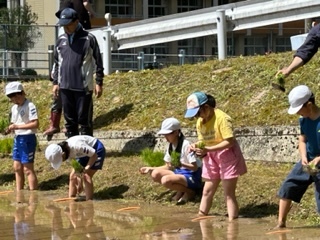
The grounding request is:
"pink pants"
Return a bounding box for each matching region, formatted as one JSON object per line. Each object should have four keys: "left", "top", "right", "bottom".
{"left": 201, "top": 141, "right": 247, "bottom": 180}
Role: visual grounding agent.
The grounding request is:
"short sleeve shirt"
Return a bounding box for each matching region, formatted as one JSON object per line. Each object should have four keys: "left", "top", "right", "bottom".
{"left": 163, "top": 139, "right": 202, "bottom": 169}
{"left": 66, "top": 135, "right": 98, "bottom": 159}
{"left": 11, "top": 99, "right": 38, "bottom": 135}
{"left": 300, "top": 116, "right": 320, "bottom": 160}
{"left": 196, "top": 108, "right": 234, "bottom": 146}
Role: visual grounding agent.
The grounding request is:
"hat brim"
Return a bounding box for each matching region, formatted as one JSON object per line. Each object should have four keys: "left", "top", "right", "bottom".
{"left": 51, "top": 157, "right": 63, "bottom": 170}
{"left": 288, "top": 105, "right": 303, "bottom": 114}
{"left": 157, "top": 129, "right": 173, "bottom": 135}
{"left": 58, "top": 18, "right": 73, "bottom": 26}
{"left": 184, "top": 107, "right": 200, "bottom": 118}
{"left": 6, "top": 90, "right": 22, "bottom": 96}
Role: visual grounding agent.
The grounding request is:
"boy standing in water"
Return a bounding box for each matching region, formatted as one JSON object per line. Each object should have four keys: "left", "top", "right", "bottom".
{"left": 5, "top": 82, "right": 39, "bottom": 191}
{"left": 276, "top": 85, "right": 320, "bottom": 228}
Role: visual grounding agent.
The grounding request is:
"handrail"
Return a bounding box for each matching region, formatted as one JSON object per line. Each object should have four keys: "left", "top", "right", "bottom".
{"left": 89, "top": 0, "right": 320, "bottom": 74}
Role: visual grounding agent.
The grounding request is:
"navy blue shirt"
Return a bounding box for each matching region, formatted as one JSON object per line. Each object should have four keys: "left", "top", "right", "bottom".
{"left": 295, "top": 24, "right": 320, "bottom": 64}
{"left": 300, "top": 116, "right": 320, "bottom": 161}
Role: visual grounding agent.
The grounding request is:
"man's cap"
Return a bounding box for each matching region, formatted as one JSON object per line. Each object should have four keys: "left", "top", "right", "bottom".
{"left": 288, "top": 85, "right": 313, "bottom": 114}
{"left": 45, "top": 144, "right": 63, "bottom": 170}
{"left": 57, "top": 8, "right": 78, "bottom": 26}
{"left": 157, "top": 117, "right": 181, "bottom": 135}
{"left": 184, "top": 92, "right": 208, "bottom": 118}
{"left": 5, "top": 81, "right": 23, "bottom": 96}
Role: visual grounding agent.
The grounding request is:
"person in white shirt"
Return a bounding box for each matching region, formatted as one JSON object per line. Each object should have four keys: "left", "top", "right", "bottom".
{"left": 5, "top": 81, "right": 39, "bottom": 191}
{"left": 45, "top": 135, "right": 106, "bottom": 200}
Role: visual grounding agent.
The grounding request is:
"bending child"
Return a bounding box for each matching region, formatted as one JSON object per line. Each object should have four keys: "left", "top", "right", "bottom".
{"left": 5, "top": 81, "right": 39, "bottom": 191}
{"left": 45, "top": 135, "right": 106, "bottom": 200}
{"left": 184, "top": 92, "right": 247, "bottom": 221}
{"left": 276, "top": 85, "right": 320, "bottom": 228}
{"left": 140, "top": 117, "right": 202, "bottom": 204}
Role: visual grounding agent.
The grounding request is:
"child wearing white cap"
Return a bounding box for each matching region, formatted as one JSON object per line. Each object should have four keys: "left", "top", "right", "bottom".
{"left": 45, "top": 135, "right": 106, "bottom": 200}
{"left": 139, "top": 117, "right": 202, "bottom": 205}
{"left": 185, "top": 91, "right": 247, "bottom": 221}
{"left": 276, "top": 85, "right": 320, "bottom": 228}
{"left": 4, "top": 81, "right": 39, "bottom": 191}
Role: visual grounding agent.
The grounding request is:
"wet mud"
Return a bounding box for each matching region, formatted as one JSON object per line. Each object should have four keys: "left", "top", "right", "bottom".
{"left": 0, "top": 190, "right": 319, "bottom": 240}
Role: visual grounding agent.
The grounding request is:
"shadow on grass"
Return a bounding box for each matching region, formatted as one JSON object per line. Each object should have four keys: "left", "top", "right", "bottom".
{"left": 94, "top": 184, "right": 129, "bottom": 200}
{"left": 0, "top": 173, "right": 15, "bottom": 185}
{"left": 239, "top": 203, "right": 278, "bottom": 218}
{"left": 93, "top": 104, "right": 134, "bottom": 129}
{"left": 122, "top": 132, "right": 156, "bottom": 153}
{"left": 38, "top": 174, "right": 69, "bottom": 191}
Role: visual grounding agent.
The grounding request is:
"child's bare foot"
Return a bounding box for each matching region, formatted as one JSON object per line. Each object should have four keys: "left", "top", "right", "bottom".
{"left": 198, "top": 210, "right": 207, "bottom": 216}
{"left": 171, "top": 192, "right": 183, "bottom": 202}
{"left": 273, "top": 222, "right": 286, "bottom": 229}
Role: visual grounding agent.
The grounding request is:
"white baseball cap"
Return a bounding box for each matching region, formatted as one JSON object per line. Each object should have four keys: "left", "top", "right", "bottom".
{"left": 45, "top": 144, "right": 63, "bottom": 170}
{"left": 5, "top": 81, "right": 23, "bottom": 96}
{"left": 157, "top": 117, "right": 181, "bottom": 135}
{"left": 288, "top": 85, "right": 313, "bottom": 114}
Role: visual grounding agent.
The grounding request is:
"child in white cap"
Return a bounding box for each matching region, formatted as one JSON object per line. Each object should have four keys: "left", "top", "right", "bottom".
{"left": 185, "top": 91, "right": 247, "bottom": 221}
{"left": 139, "top": 117, "right": 202, "bottom": 205}
{"left": 5, "top": 81, "right": 39, "bottom": 191}
{"left": 45, "top": 135, "right": 106, "bottom": 200}
{"left": 276, "top": 85, "right": 320, "bottom": 228}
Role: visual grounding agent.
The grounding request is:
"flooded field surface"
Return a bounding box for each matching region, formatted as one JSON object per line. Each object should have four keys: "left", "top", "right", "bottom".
{"left": 0, "top": 190, "right": 319, "bottom": 240}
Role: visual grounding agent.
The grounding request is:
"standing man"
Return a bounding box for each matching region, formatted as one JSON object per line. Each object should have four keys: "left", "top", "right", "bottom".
{"left": 52, "top": 7, "right": 104, "bottom": 138}
{"left": 57, "top": 0, "right": 96, "bottom": 30}
{"left": 44, "top": 0, "right": 97, "bottom": 140}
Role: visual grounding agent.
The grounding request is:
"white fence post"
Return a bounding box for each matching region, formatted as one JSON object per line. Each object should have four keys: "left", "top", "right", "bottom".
{"left": 216, "top": 10, "right": 227, "bottom": 60}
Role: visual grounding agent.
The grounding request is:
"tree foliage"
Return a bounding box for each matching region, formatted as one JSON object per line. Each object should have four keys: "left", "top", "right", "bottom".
{"left": 0, "top": 4, "right": 41, "bottom": 51}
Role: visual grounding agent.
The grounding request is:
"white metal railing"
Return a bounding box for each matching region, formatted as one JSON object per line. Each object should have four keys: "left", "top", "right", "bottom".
{"left": 89, "top": 0, "right": 320, "bottom": 74}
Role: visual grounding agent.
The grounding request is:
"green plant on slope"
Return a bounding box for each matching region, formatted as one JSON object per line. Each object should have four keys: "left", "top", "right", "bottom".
{"left": 140, "top": 148, "right": 164, "bottom": 167}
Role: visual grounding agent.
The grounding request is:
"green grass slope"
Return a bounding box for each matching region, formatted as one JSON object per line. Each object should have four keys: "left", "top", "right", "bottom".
{"left": 1, "top": 51, "right": 320, "bottom": 226}
{"left": 1, "top": 51, "right": 320, "bottom": 132}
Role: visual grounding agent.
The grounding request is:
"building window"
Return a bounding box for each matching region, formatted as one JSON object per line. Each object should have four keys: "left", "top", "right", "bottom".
{"left": 178, "top": 37, "right": 204, "bottom": 63}
{"left": 0, "top": 0, "right": 6, "bottom": 8}
{"left": 177, "top": 0, "right": 202, "bottom": 13}
{"left": 244, "top": 36, "right": 268, "bottom": 56}
{"left": 105, "top": 0, "right": 133, "bottom": 17}
{"left": 275, "top": 37, "right": 291, "bottom": 52}
{"left": 148, "top": 0, "right": 166, "bottom": 18}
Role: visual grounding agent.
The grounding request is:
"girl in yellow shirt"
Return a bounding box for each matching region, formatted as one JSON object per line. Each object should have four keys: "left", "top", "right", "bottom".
{"left": 185, "top": 91, "right": 247, "bottom": 221}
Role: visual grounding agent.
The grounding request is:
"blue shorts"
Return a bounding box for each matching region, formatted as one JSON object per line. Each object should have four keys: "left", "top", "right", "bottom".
{"left": 174, "top": 167, "right": 202, "bottom": 189}
{"left": 278, "top": 160, "right": 320, "bottom": 212}
{"left": 12, "top": 134, "right": 37, "bottom": 164}
{"left": 77, "top": 140, "right": 106, "bottom": 170}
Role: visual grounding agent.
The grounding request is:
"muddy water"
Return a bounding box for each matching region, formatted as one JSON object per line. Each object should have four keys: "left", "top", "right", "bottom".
{"left": 0, "top": 190, "right": 319, "bottom": 240}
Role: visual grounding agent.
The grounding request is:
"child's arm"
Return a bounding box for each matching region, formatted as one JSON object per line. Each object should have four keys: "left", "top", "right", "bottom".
{"left": 181, "top": 160, "right": 198, "bottom": 171}
{"left": 298, "top": 134, "right": 308, "bottom": 165}
{"left": 196, "top": 137, "right": 234, "bottom": 156}
{"left": 8, "top": 119, "right": 39, "bottom": 131}
{"left": 84, "top": 152, "right": 98, "bottom": 171}
{"left": 139, "top": 162, "right": 170, "bottom": 174}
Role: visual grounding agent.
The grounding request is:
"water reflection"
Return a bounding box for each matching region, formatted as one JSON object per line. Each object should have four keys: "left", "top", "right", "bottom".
{"left": 1, "top": 190, "right": 320, "bottom": 239}
{"left": 46, "top": 201, "right": 106, "bottom": 239}
{"left": 199, "top": 219, "right": 239, "bottom": 240}
{"left": 14, "top": 191, "right": 38, "bottom": 240}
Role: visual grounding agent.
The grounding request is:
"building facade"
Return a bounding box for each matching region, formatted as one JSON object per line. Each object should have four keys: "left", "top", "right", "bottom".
{"left": 2, "top": 0, "right": 311, "bottom": 71}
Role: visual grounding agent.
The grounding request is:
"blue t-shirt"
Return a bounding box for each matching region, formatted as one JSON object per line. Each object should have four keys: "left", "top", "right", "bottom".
{"left": 300, "top": 116, "right": 320, "bottom": 160}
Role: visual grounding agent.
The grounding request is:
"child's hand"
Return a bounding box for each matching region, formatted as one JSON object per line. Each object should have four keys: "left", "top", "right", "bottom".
{"left": 139, "top": 167, "right": 151, "bottom": 174}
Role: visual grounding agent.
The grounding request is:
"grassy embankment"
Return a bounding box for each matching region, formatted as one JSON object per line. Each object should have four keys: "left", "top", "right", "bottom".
{"left": 1, "top": 51, "right": 320, "bottom": 226}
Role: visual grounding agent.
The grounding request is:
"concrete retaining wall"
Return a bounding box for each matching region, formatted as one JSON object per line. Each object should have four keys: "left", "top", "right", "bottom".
{"left": 23, "top": 125, "right": 300, "bottom": 162}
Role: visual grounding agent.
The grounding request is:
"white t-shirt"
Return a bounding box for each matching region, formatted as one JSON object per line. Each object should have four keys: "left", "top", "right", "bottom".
{"left": 66, "top": 135, "right": 98, "bottom": 159}
{"left": 164, "top": 139, "right": 202, "bottom": 169}
{"left": 11, "top": 99, "right": 38, "bottom": 135}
